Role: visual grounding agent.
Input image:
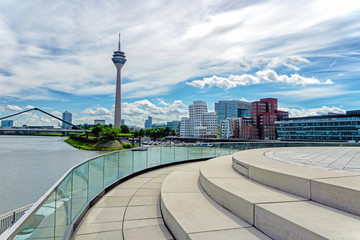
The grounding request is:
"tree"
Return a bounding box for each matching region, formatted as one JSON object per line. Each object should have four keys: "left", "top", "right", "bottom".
{"left": 165, "top": 127, "right": 170, "bottom": 136}
{"left": 121, "top": 125, "right": 130, "bottom": 134}
{"left": 100, "top": 128, "right": 117, "bottom": 141}
{"left": 91, "top": 126, "right": 102, "bottom": 138}
{"left": 170, "top": 129, "right": 176, "bottom": 136}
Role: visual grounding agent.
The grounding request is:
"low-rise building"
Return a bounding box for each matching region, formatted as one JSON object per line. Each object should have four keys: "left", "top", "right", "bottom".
{"left": 94, "top": 120, "right": 106, "bottom": 125}
{"left": 276, "top": 113, "right": 360, "bottom": 142}
{"left": 1, "top": 120, "right": 13, "bottom": 128}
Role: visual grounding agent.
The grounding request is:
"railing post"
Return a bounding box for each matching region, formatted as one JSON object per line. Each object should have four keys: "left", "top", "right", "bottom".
{"left": 132, "top": 151, "right": 134, "bottom": 173}
{"left": 103, "top": 156, "right": 105, "bottom": 188}
{"left": 187, "top": 145, "right": 189, "bottom": 159}
{"left": 160, "top": 146, "right": 163, "bottom": 164}
{"left": 117, "top": 152, "right": 120, "bottom": 178}
{"left": 11, "top": 212, "right": 15, "bottom": 224}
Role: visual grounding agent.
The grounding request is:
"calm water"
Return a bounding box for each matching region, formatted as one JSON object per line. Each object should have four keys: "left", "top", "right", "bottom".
{"left": 0, "top": 136, "right": 102, "bottom": 215}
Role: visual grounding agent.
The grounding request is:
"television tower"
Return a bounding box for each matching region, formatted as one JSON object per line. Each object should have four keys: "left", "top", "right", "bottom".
{"left": 112, "top": 33, "right": 127, "bottom": 127}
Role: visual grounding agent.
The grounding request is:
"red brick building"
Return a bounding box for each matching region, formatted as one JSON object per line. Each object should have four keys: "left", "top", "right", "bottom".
{"left": 240, "top": 98, "right": 288, "bottom": 140}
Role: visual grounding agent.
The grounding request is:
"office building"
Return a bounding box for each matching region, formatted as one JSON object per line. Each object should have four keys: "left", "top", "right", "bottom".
{"left": 62, "top": 111, "right": 72, "bottom": 129}
{"left": 145, "top": 116, "right": 152, "bottom": 129}
{"left": 152, "top": 123, "right": 167, "bottom": 129}
{"left": 112, "top": 34, "right": 127, "bottom": 127}
{"left": 215, "top": 100, "right": 250, "bottom": 125}
{"left": 180, "top": 101, "right": 217, "bottom": 138}
{"left": 346, "top": 109, "right": 360, "bottom": 115}
{"left": 94, "top": 120, "right": 106, "bottom": 125}
{"left": 1, "top": 120, "right": 13, "bottom": 128}
{"left": 276, "top": 113, "right": 360, "bottom": 142}
{"left": 167, "top": 120, "right": 181, "bottom": 132}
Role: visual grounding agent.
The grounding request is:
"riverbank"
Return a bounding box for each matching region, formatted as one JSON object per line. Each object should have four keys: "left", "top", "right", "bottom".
{"left": 65, "top": 137, "right": 134, "bottom": 151}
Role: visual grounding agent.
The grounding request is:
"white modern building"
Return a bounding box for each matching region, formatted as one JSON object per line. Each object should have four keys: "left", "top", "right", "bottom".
{"left": 220, "top": 119, "right": 232, "bottom": 138}
{"left": 94, "top": 120, "right": 106, "bottom": 125}
{"left": 180, "top": 101, "right": 217, "bottom": 138}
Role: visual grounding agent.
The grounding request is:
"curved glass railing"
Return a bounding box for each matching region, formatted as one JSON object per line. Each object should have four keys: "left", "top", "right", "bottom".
{"left": 1, "top": 141, "right": 352, "bottom": 240}
{"left": 1, "top": 143, "right": 240, "bottom": 240}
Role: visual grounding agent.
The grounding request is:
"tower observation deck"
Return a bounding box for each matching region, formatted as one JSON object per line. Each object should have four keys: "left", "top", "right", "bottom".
{"left": 112, "top": 33, "right": 127, "bottom": 127}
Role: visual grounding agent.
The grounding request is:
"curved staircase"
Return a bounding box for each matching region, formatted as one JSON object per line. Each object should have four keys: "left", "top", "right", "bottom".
{"left": 160, "top": 148, "right": 360, "bottom": 240}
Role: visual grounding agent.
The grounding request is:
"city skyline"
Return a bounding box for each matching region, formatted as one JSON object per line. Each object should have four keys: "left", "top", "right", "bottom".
{"left": 0, "top": 1, "right": 360, "bottom": 127}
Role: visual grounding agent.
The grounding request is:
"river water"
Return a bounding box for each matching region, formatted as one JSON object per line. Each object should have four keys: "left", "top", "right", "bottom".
{"left": 0, "top": 136, "right": 102, "bottom": 215}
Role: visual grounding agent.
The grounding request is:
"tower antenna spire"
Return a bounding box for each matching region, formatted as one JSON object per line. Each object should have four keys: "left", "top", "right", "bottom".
{"left": 118, "top": 33, "right": 121, "bottom": 51}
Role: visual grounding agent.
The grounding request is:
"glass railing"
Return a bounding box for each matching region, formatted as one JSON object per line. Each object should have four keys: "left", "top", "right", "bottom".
{"left": 1, "top": 143, "right": 238, "bottom": 240}
{"left": 2, "top": 141, "right": 354, "bottom": 240}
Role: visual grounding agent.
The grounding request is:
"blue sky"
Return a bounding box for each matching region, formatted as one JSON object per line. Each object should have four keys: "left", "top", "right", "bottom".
{"left": 0, "top": 0, "right": 360, "bottom": 127}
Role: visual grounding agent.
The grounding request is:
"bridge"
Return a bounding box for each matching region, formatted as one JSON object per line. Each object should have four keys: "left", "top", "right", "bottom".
{"left": 0, "top": 108, "right": 88, "bottom": 135}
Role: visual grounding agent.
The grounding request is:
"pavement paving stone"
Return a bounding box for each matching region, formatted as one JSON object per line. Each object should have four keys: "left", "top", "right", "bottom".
{"left": 74, "top": 165, "right": 181, "bottom": 240}
{"left": 75, "top": 230, "right": 123, "bottom": 240}
{"left": 76, "top": 221, "right": 122, "bottom": 235}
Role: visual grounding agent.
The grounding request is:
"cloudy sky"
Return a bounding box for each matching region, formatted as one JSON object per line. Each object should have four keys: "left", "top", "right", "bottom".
{"left": 0, "top": 0, "right": 359, "bottom": 127}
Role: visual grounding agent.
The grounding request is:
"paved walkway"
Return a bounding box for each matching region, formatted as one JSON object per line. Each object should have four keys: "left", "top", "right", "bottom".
{"left": 74, "top": 165, "right": 183, "bottom": 240}
{"left": 265, "top": 147, "right": 360, "bottom": 173}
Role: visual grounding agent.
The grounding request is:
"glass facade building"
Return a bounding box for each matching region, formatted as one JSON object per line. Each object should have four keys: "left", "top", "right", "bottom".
{"left": 62, "top": 111, "right": 72, "bottom": 129}
{"left": 276, "top": 114, "right": 360, "bottom": 142}
{"left": 1, "top": 120, "right": 13, "bottom": 127}
{"left": 214, "top": 100, "right": 250, "bottom": 125}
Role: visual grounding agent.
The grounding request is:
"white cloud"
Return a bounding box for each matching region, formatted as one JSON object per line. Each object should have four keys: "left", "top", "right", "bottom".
{"left": 158, "top": 99, "right": 169, "bottom": 106}
{"left": 0, "top": 1, "right": 359, "bottom": 100}
{"left": 76, "top": 100, "right": 187, "bottom": 126}
{"left": 82, "top": 107, "right": 112, "bottom": 116}
{"left": 270, "top": 86, "right": 360, "bottom": 100}
{"left": 120, "top": 99, "right": 188, "bottom": 126}
{"left": 6, "top": 105, "right": 22, "bottom": 111}
{"left": 266, "top": 56, "right": 310, "bottom": 70}
{"left": 51, "top": 111, "right": 62, "bottom": 118}
{"left": 280, "top": 106, "right": 346, "bottom": 118}
{"left": 186, "top": 74, "right": 260, "bottom": 89}
{"left": 186, "top": 69, "right": 333, "bottom": 89}
{"left": 256, "top": 69, "right": 334, "bottom": 86}
{"left": 25, "top": 105, "right": 35, "bottom": 109}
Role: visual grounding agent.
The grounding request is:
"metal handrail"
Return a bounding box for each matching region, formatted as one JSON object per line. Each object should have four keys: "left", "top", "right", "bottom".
{"left": 0, "top": 148, "right": 134, "bottom": 240}
{"left": 0, "top": 204, "right": 33, "bottom": 234}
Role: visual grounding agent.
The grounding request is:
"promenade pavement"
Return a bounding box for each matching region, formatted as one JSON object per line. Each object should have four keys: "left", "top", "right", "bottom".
{"left": 73, "top": 165, "right": 183, "bottom": 240}
{"left": 265, "top": 147, "right": 360, "bottom": 173}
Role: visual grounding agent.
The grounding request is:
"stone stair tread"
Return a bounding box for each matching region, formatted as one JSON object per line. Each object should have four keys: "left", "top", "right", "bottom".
{"left": 200, "top": 155, "right": 360, "bottom": 240}
{"left": 232, "top": 148, "right": 360, "bottom": 216}
{"left": 188, "top": 227, "right": 271, "bottom": 240}
{"left": 200, "top": 156, "right": 305, "bottom": 225}
{"left": 256, "top": 201, "right": 360, "bottom": 240}
{"left": 160, "top": 163, "right": 271, "bottom": 240}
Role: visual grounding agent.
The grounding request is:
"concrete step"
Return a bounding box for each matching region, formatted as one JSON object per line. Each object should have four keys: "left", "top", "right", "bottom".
{"left": 160, "top": 162, "right": 271, "bottom": 240}
{"left": 200, "top": 155, "right": 360, "bottom": 240}
{"left": 199, "top": 156, "right": 305, "bottom": 225}
{"left": 232, "top": 148, "right": 360, "bottom": 216}
{"left": 256, "top": 201, "right": 360, "bottom": 240}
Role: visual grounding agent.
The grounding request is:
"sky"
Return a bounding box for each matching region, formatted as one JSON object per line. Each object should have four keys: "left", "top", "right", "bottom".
{"left": 0, "top": 0, "right": 360, "bottom": 127}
